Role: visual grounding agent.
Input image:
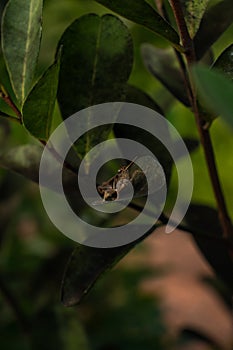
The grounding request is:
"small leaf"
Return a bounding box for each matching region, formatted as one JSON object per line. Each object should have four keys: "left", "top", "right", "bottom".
{"left": 141, "top": 44, "right": 190, "bottom": 106}
{"left": 192, "top": 65, "right": 233, "bottom": 128}
{"left": 95, "top": 0, "right": 180, "bottom": 45}
{"left": 182, "top": 204, "right": 233, "bottom": 290}
{"left": 22, "top": 52, "right": 61, "bottom": 141}
{"left": 61, "top": 227, "right": 159, "bottom": 306}
{"left": 180, "top": 0, "right": 209, "bottom": 38}
{"left": 179, "top": 327, "right": 221, "bottom": 349}
{"left": 213, "top": 43, "right": 233, "bottom": 82}
{"left": 1, "top": 0, "right": 43, "bottom": 106}
{"left": 194, "top": 0, "right": 233, "bottom": 60}
{"left": 182, "top": 138, "right": 199, "bottom": 154}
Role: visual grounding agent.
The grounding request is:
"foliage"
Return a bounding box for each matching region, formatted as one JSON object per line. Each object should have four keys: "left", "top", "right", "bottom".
{"left": 0, "top": 0, "right": 233, "bottom": 349}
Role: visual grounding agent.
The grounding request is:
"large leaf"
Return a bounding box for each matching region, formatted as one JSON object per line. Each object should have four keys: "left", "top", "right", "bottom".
{"left": 192, "top": 65, "right": 233, "bottom": 128}
{"left": 194, "top": 0, "right": 233, "bottom": 60}
{"left": 57, "top": 14, "right": 133, "bottom": 165}
{"left": 182, "top": 204, "right": 233, "bottom": 290}
{"left": 22, "top": 52, "right": 61, "bottom": 141}
{"left": 180, "top": 0, "right": 209, "bottom": 38}
{"left": 0, "top": 144, "right": 78, "bottom": 192}
{"left": 141, "top": 44, "right": 190, "bottom": 106}
{"left": 1, "top": 0, "right": 43, "bottom": 106}
{"left": 113, "top": 125, "right": 173, "bottom": 187}
{"left": 94, "top": 0, "right": 180, "bottom": 45}
{"left": 58, "top": 14, "right": 133, "bottom": 118}
{"left": 213, "top": 43, "right": 233, "bottom": 81}
{"left": 61, "top": 226, "right": 159, "bottom": 306}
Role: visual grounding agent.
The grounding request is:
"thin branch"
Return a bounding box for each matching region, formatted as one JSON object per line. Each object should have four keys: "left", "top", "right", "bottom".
{"left": 169, "top": 0, "right": 233, "bottom": 242}
{"left": 40, "top": 139, "right": 78, "bottom": 175}
{"left": 0, "top": 87, "right": 22, "bottom": 123}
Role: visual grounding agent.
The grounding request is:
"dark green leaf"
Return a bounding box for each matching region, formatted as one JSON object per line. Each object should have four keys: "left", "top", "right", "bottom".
{"left": 194, "top": 0, "right": 233, "bottom": 60}
{"left": 124, "top": 84, "right": 163, "bottom": 114}
{"left": 192, "top": 65, "right": 233, "bottom": 127}
{"left": 213, "top": 43, "right": 233, "bottom": 82}
{"left": 61, "top": 226, "right": 159, "bottom": 306}
{"left": 113, "top": 124, "right": 173, "bottom": 186}
{"left": 141, "top": 44, "right": 190, "bottom": 106}
{"left": 0, "top": 54, "right": 18, "bottom": 113}
{"left": 0, "top": 144, "right": 42, "bottom": 183}
{"left": 180, "top": 0, "right": 209, "bottom": 38}
{"left": 182, "top": 138, "right": 199, "bottom": 154}
{"left": 0, "top": 144, "right": 78, "bottom": 192}
{"left": 58, "top": 14, "right": 133, "bottom": 118}
{"left": 57, "top": 14, "right": 133, "bottom": 164}
{"left": 179, "top": 327, "right": 221, "bottom": 349}
{"left": 1, "top": 0, "right": 43, "bottom": 106}
{"left": 182, "top": 204, "right": 233, "bottom": 290}
{"left": 22, "top": 52, "right": 61, "bottom": 141}
{"left": 95, "top": 0, "right": 180, "bottom": 45}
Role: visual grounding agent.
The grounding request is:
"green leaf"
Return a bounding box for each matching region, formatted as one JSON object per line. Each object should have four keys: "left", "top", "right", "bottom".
{"left": 182, "top": 137, "right": 199, "bottom": 154}
{"left": 180, "top": 0, "right": 209, "bottom": 38}
{"left": 61, "top": 227, "right": 159, "bottom": 306}
{"left": 113, "top": 124, "right": 173, "bottom": 186}
{"left": 0, "top": 54, "right": 18, "bottom": 112}
{"left": 0, "top": 144, "right": 78, "bottom": 192}
{"left": 141, "top": 44, "right": 190, "bottom": 106}
{"left": 57, "top": 14, "right": 133, "bottom": 165}
{"left": 213, "top": 43, "right": 233, "bottom": 82}
{"left": 95, "top": 0, "right": 180, "bottom": 45}
{"left": 124, "top": 84, "right": 163, "bottom": 114}
{"left": 58, "top": 14, "right": 133, "bottom": 118}
{"left": 179, "top": 328, "right": 221, "bottom": 349}
{"left": 1, "top": 0, "right": 43, "bottom": 106}
{"left": 194, "top": 0, "right": 233, "bottom": 60}
{"left": 182, "top": 204, "right": 233, "bottom": 290}
{"left": 192, "top": 65, "right": 233, "bottom": 127}
{"left": 22, "top": 52, "right": 61, "bottom": 141}
{"left": 0, "top": 144, "right": 42, "bottom": 183}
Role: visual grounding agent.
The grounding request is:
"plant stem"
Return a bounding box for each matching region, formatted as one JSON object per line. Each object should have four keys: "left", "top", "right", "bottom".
{"left": 0, "top": 88, "right": 22, "bottom": 123}
{"left": 169, "top": 0, "right": 233, "bottom": 241}
{"left": 40, "top": 139, "right": 78, "bottom": 175}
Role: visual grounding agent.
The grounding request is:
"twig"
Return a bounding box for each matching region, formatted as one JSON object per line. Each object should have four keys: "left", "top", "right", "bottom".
{"left": 169, "top": 0, "right": 233, "bottom": 241}
{"left": 0, "top": 87, "right": 22, "bottom": 123}
{"left": 39, "top": 139, "right": 78, "bottom": 175}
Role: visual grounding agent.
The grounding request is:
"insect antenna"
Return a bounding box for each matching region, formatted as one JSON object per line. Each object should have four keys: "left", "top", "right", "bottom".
{"left": 124, "top": 156, "right": 138, "bottom": 171}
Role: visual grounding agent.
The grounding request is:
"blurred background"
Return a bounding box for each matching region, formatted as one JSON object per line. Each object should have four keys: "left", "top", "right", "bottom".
{"left": 0, "top": 0, "right": 232, "bottom": 349}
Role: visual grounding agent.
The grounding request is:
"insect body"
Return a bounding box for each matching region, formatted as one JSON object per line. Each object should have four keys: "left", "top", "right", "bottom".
{"left": 94, "top": 155, "right": 165, "bottom": 206}
{"left": 97, "top": 159, "right": 134, "bottom": 202}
